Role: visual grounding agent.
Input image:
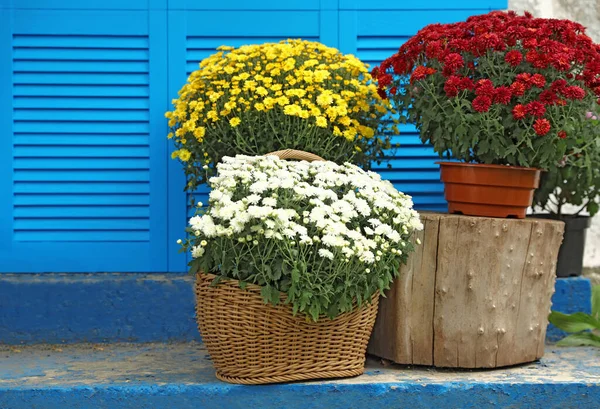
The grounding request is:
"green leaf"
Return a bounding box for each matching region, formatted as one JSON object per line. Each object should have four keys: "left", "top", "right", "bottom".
{"left": 209, "top": 275, "right": 223, "bottom": 287}
{"left": 262, "top": 264, "right": 273, "bottom": 279}
{"left": 260, "top": 285, "right": 273, "bottom": 305}
{"left": 308, "top": 304, "right": 320, "bottom": 322}
{"left": 548, "top": 311, "right": 600, "bottom": 333}
{"left": 592, "top": 286, "right": 600, "bottom": 320}
{"left": 291, "top": 268, "right": 300, "bottom": 283}
{"left": 188, "top": 258, "right": 201, "bottom": 275}
{"left": 556, "top": 332, "right": 600, "bottom": 347}
{"left": 270, "top": 287, "right": 280, "bottom": 305}
{"left": 588, "top": 202, "right": 600, "bottom": 217}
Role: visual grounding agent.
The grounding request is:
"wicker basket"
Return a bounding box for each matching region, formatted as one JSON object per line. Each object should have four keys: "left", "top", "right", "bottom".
{"left": 194, "top": 149, "right": 380, "bottom": 384}
{"left": 195, "top": 273, "right": 379, "bottom": 384}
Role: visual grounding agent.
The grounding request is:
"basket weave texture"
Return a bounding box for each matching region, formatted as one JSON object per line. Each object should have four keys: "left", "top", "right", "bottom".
{"left": 195, "top": 273, "right": 379, "bottom": 384}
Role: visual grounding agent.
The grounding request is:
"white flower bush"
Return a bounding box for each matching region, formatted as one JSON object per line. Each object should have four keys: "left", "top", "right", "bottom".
{"left": 182, "top": 154, "right": 422, "bottom": 320}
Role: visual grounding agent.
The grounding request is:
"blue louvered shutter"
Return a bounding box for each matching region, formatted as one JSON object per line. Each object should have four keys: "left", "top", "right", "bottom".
{"left": 0, "top": 8, "right": 168, "bottom": 272}
{"left": 339, "top": 1, "right": 506, "bottom": 211}
{"left": 166, "top": 1, "right": 339, "bottom": 271}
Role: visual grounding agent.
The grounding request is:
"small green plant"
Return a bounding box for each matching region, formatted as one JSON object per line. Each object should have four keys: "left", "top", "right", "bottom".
{"left": 534, "top": 112, "right": 600, "bottom": 217}
{"left": 548, "top": 285, "right": 600, "bottom": 346}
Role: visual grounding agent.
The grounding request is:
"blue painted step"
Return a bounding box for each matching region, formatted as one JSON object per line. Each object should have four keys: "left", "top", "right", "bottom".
{"left": 0, "top": 342, "right": 598, "bottom": 409}
{"left": 0, "top": 273, "right": 592, "bottom": 345}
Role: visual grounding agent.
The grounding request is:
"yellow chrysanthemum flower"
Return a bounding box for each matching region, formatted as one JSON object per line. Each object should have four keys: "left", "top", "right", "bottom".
{"left": 166, "top": 39, "right": 393, "bottom": 192}
{"left": 178, "top": 149, "right": 192, "bottom": 162}
{"left": 193, "top": 127, "right": 206, "bottom": 141}
{"left": 316, "top": 92, "right": 333, "bottom": 107}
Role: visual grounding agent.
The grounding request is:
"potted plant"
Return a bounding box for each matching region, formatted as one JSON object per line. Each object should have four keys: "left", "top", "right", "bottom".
{"left": 548, "top": 285, "right": 600, "bottom": 346}
{"left": 371, "top": 11, "right": 600, "bottom": 218}
{"left": 533, "top": 113, "right": 600, "bottom": 276}
{"left": 165, "top": 39, "right": 394, "bottom": 193}
{"left": 180, "top": 151, "right": 422, "bottom": 384}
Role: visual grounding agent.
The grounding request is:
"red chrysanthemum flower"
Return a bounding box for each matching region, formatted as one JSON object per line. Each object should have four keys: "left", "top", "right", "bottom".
{"left": 460, "top": 77, "right": 475, "bottom": 90}
{"left": 393, "top": 59, "right": 408, "bottom": 75}
{"left": 523, "top": 38, "right": 538, "bottom": 48}
{"left": 504, "top": 50, "right": 523, "bottom": 66}
{"left": 556, "top": 99, "right": 568, "bottom": 106}
{"left": 410, "top": 65, "right": 436, "bottom": 83}
{"left": 444, "top": 76, "right": 462, "bottom": 97}
{"left": 512, "top": 104, "right": 527, "bottom": 120}
{"left": 539, "top": 90, "right": 557, "bottom": 105}
{"left": 444, "top": 53, "right": 464, "bottom": 71}
{"left": 493, "top": 86, "right": 512, "bottom": 104}
{"left": 425, "top": 41, "right": 443, "bottom": 59}
{"left": 515, "top": 73, "right": 532, "bottom": 84}
{"left": 551, "top": 54, "right": 571, "bottom": 71}
{"left": 550, "top": 79, "right": 568, "bottom": 92}
{"left": 378, "top": 74, "right": 393, "bottom": 87}
{"left": 472, "top": 95, "right": 492, "bottom": 112}
{"left": 558, "top": 130, "right": 567, "bottom": 139}
{"left": 479, "top": 33, "right": 502, "bottom": 49}
{"left": 533, "top": 118, "right": 551, "bottom": 135}
{"left": 526, "top": 50, "right": 548, "bottom": 68}
{"left": 510, "top": 81, "right": 526, "bottom": 96}
{"left": 561, "top": 86, "right": 586, "bottom": 100}
{"left": 529, "top": 74, "right": 546, "bottom": 88}
{"left": 526, "top": 101, "right": 546, "bottom": 117}
{"left": 475, "top": 79, "right": 494, "bottom": 96}
{"left": 389, "top": 86, "right": 398, "bottom": 95}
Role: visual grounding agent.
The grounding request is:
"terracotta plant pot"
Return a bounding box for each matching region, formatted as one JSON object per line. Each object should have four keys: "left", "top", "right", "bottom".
{"left": 438, "top": 162, "right": 541, "bottom": 219}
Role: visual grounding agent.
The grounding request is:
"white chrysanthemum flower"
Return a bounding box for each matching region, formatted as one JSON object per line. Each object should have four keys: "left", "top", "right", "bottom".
{"left": 247, "top": 205, "right": 273, "bottom": 219}
{"left": 368, "top": 218, "right": 382, "bottom": 227}
{"left": 249, "top": 180, "right": 269, "bottom": 194}
{"left": 318, "top": 248, "right": 334, "bottom": 260}
{"left": 361, "top": 250, "right": 375, "bottom": 264}
{"left": 322, "top": 234, "right": 346, "bottom": 248}
{"left": 341, "top": 247, "right": 354, "bottom": 257}
{"left": 247, "top": 194, "right": 261, "bottom": 204}
{"left": 189, "top": 215, "right": 203, "bottom": 230}
{"left": 387, "top": 230, "right": 401, "bottom": 243}
{"left": 262, "top": 197, "right": 277, "bottom": 207}
{"left": 191, "top": 245, "right": 205, "bottom": 258}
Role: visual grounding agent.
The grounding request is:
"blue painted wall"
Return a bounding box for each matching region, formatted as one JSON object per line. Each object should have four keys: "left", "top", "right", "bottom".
{"left": 0, "top": 273, "right": 586, "bottom": 345}
{"left": 0, "top": 0, "right": 507, "bottom": 273}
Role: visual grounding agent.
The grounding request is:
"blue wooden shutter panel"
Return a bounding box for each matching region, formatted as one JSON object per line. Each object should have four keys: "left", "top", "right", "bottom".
{"left": 0, "top": 1, "right": 507, "bottom": 273}
{"left": 0, "top": 8, "right": 168, "bottom": 272}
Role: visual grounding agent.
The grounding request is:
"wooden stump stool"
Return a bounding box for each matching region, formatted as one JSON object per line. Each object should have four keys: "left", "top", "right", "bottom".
{"left": 368, "top": 213, "right": 564, "bottom": 368}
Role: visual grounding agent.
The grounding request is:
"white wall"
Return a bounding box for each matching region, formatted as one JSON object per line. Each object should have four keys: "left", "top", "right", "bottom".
{"left": 508, "top": 0, "right": 600, "bottom": 266}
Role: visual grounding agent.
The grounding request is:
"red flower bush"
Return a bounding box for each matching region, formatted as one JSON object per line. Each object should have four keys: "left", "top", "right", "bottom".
{"left": 372, "top": 11, "right": 600, "bottom": 169}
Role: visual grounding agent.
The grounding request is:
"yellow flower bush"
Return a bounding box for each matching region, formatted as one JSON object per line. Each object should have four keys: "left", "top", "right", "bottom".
{"left": 166, "top": 39, "right": 395, "bottom": 191}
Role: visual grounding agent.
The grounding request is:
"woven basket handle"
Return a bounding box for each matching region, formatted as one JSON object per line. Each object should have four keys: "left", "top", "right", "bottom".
{"left": 267, "top": 149, "right": 325, "bottom": 162}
